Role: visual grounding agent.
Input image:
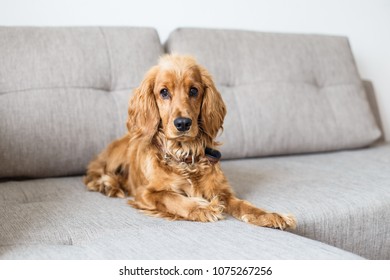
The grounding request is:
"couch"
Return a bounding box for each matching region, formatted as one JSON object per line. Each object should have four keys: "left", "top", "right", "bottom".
{"left": 0, "top": 26, "right": 389, "bottom": 260}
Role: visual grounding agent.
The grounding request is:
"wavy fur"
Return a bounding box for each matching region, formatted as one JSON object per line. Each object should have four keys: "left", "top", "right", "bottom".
{"left": 84, "top": 54, "right": 296, "bottom": 230}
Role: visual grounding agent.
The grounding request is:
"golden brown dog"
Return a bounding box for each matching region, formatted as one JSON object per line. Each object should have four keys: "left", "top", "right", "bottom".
{"left": 84, "top": 54, "right": 296, "bottom": 230}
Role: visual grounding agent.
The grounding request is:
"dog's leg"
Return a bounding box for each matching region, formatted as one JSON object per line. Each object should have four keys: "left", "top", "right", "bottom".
{"left": 199, "top": 166, "right": 296, "bottom": 230}
{"left": 84, "top": 165, "right": 127, "bottom": 198}
{"left": 224, "top": 195, "right": 296, "bottom": 230}
{"left": 129, "top": 187, "right": 224, "bottom": 222}
{"left": 83, "top": 136, "right": 129, "bottom": 198}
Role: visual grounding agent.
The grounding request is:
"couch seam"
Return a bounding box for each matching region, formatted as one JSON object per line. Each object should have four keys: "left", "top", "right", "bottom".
{"left": 98, "top": 27, "right": 125, "bottom": 138}
{"left": 232, "top": 90, "right": 248, "bottom": 157}
{"left": 98, "top": 27, "right": 114, "bottom": 91}
{"left": 0, "top": 86, "right": 138, "bottom": 96}
{"left": 221, "top": 81, "right": 361, "bottom": 88}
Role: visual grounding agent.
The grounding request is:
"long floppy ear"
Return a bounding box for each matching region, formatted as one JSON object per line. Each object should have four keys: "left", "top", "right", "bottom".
{"left": 199, "top": 66, "right": 227, "bottom": 142}
{"left": 127, "top": 66, "right": 160, "bottom": 140}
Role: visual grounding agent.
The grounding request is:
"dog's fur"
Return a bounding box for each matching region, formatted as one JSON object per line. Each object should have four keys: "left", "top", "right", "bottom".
{"left": 84, "top": 54, "right": 296, "bottom": 229}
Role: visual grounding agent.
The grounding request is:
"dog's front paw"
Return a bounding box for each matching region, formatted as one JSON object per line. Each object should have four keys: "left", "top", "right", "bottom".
{"left": 86, "top": 175, "right": 126, "bottom": 198}
{"left": 188, "top": 197, "right": 225, "bottom": 222}
{"left": 242, "top": 213, "right": 297, "bottom": 230}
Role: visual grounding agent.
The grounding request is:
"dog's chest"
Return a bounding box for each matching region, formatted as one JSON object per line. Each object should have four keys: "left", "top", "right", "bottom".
{"left": 166, "top": 161, "right": 210, "bottom": 196}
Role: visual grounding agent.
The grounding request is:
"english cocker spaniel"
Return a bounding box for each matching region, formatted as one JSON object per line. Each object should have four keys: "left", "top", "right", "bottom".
{"left": 84, "top": 54, "right": 296, "bottom": 230}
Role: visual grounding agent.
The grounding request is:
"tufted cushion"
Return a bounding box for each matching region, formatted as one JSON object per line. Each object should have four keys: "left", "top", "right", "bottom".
{"left": 0, "top": 27, "right": 163, "bottom": 178}
{"left": 165, "top": 28, "right": 381, "bottom": 159}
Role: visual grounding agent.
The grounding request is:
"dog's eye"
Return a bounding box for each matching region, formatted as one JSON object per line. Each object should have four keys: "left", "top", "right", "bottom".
{"left": 189, "top": 87, "right": 198, "bottom": 97}
{"left": 160, "top": 88, "right": 170, "bottom": 99}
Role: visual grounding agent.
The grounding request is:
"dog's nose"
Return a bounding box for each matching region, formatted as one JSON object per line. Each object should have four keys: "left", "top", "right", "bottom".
{"left": 174, "top": 117, "right": 192, "bottom": 132}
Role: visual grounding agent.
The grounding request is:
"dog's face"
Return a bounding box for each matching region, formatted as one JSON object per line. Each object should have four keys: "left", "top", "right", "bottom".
{"left": 127, "top": 54, "right": 226, "bottom": 144}
{"left": 153, "top": 58, "right": 203, "bottom": 141}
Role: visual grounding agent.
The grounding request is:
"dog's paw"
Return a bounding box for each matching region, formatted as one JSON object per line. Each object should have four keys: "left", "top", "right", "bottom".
{"left": 188, "top": 197, "right": 225, "bottom": 222}
{"left": 241, "top": 212, "right": 297, "bottom": 230}
{"left": 86, "top": 175, "right": 125, "bottom": 198}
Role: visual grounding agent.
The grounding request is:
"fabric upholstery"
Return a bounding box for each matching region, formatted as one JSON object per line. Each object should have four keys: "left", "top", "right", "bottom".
{"left": 221, "top": 143, "right": 390, "bottom": 259}
{"left": 0, "top": 176, "right": 362, "bottom": 260}
{"left": 363, "top": 80, "right": 385, "bottom": 143}
{"left": 0, "top": 26, "right": 387, "bottom": 260}
{"left": 165, "top": 28, "right": 381, "bottom": 159}
{"left": 0, "top": 27, "right": 163, "bottom": 178}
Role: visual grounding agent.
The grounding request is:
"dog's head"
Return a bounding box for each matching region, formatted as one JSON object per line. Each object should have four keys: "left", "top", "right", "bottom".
{"left": 127, "top": 54, "right": 226, "bottom": 145}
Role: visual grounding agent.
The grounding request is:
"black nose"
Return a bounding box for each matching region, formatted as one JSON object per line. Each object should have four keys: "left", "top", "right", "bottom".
{"left": 174, "top": 117, "right": 192, "bottom": 132}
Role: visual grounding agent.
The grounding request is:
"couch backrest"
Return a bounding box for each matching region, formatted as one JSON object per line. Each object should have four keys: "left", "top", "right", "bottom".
{"left": 0, "top": 27, "right": 163, "bottom": 178}
{"left": 0, "top": 27, "right": 382, "bottom": 178}
{"left": 165, "top": 28, "right": 381, "bottom": 159}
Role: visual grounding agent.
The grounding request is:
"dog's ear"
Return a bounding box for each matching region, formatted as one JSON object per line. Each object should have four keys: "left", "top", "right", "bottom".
{"left": 199, "top": 66, "right": 226, "bottom": 141}
{"left": 127, "top": 66, "right": 160, "bottom": 140}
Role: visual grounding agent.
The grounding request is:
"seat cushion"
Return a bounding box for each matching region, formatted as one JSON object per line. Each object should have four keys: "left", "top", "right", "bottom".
{"left": 0, "top": 27, "right": 163, "bottom": 178}
{"left": 221, "top": 143, "right": 390, "bottom": 259}
{"left": 0, "top": 177, "right": 361, "bottom": 260}
{"left": 165, "top": 28, "right": 381, "bottom": 159}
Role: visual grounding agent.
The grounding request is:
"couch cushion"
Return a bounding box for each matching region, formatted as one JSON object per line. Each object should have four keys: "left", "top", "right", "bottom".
{"left": 0, "top": 177, "right": 362, "bottom": 260}
{"left": 0, "top": 27, "right": 163, "bottom": 178}
{"left": 165, "top": 28, "right": 381, "bottom": 159}
{"left": 221, "top": 143, "right": 390, "bottom": 259}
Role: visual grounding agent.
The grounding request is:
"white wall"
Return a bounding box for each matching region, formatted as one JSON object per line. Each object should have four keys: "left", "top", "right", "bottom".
{"left": 1, "top": 0, "right": 389, "bottom": 139}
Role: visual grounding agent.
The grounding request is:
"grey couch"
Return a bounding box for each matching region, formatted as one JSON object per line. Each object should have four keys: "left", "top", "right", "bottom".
{"left": 0, "top": 27, "right": 389, "bottom": 260}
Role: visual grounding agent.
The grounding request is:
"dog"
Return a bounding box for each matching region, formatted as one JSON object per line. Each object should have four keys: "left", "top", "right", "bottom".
{"left": 84, "top": 54, "right": 296, "bottom": 230}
